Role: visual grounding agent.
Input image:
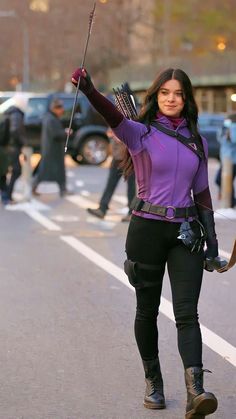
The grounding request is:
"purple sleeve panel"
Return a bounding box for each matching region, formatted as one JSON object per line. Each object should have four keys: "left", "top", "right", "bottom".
{"left": 86, "top": 88, "right": 124, "bottom": 128}
{"left": 192, "top": 136, "right": 209, "bottom": 195}
{"left": 112, "top": 117, "right": 149, "bottom": 155}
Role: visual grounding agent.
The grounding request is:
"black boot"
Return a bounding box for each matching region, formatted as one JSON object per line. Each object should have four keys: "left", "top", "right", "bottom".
{"left": 87, "top": 207, "right": 106, "bottom": 219}
{"left": 185, "top": 367, "right": 218, "bottom": 419}
{"left": 142, "top": 358, "right": 166, "bottom": 409}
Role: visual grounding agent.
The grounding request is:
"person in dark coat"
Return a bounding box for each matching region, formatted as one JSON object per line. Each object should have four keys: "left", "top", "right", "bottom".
{"left": 1, "top": 94, "right": 27, "bottom": 204}
{"left": 32, "top": 99, "right": 69, "bottom": 196}
{"left": 0, "top": 113, "right": 10, "bottom": 204}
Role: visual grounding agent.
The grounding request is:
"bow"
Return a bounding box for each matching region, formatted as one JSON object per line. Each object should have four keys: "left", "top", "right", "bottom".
{"left": 64, "top": 2, "right": 96, "bottom": 152}
{"left": 217, "top": 239, "right": 236, "bottom": 272}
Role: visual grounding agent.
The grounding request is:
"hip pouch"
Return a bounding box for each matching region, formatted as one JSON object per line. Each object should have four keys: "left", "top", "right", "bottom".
{"left": 177, "top": 219, "right": 206, "bottom": 253}
{"left": 124, "top": 259, "right": 164, "bottom": 289}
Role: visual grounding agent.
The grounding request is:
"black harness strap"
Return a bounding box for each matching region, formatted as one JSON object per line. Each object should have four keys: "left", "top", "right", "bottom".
{"left": 151, "top": 121, "right": 205, "bottom": 160}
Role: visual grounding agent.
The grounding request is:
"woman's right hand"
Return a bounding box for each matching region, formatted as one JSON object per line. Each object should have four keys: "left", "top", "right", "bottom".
{"left": 71, "top": 67, "right": 94, "bottom": 95}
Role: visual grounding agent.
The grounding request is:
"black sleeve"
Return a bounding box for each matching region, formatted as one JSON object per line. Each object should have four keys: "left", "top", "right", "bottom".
{"left": 194, "top": 186, "right": 218, "bottom": 258}
{"left": 85, "top": 88, "right": 124, "bottom": 128}
{"left": 194, "top": 186, "right": 213, "bottom": 211}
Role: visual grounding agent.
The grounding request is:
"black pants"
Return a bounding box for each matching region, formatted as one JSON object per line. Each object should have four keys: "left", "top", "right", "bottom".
{"left": 125, "top": 215, "right": 204, "bottom": 369}
{"left": 99, "top": 158, "right": 136, "bottom": 213}
{"left": 0, "top": 175, "right": 7, "bottom": 192}
{"left": 7, "top": 148, "right": 22, "bottom": 200}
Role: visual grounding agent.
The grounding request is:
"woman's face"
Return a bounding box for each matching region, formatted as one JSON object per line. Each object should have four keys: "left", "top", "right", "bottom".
{"left": 157, "top": 79, "right": 185, "bottom": 118}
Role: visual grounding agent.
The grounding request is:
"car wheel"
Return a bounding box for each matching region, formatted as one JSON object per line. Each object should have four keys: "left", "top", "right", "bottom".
{"left": 77, "top": 135, "right": 110, "bottom": 165}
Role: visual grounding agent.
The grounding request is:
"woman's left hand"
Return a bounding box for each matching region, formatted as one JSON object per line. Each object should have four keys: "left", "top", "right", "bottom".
{"left": 204, "top": 256, "right": 227, "bottom": 272}
{"left": 71, "top": 67, "right": 94, "bottom": 95}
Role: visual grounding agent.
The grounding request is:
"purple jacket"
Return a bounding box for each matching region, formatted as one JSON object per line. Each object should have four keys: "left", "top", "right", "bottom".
{"left": 113, "top": 114, "right": 209, "bottom": 222}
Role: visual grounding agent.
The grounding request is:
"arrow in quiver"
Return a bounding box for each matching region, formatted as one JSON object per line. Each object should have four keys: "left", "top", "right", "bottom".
{"left": 113, "top": 84, "right": 138, "bottom": 120}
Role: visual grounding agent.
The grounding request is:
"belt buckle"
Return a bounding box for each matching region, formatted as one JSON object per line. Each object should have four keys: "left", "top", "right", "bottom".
{"left": 165, "top": 205, "right": 176, "bottom": 220}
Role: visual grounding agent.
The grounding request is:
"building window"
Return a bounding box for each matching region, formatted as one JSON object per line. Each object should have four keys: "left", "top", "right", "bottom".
{"left": 199, "top": 90, "right": 211, "bottom": 112}
{"left": 213, "top": 89, "right": 227, "bottom": 113}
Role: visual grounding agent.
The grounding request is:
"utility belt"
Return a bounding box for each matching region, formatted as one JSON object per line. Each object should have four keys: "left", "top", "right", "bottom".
{"left": 133, "top": 197, "right": 197, "bottom": 220}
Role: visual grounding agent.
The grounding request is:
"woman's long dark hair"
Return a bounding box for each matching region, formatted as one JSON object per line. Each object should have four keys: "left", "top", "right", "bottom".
{"left": 120, "top": 68, "right": 201, "bottom": 178}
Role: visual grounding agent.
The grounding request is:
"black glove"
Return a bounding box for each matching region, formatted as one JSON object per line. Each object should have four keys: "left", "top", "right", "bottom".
{"left": 71, "top": 67, "right": 94, "bottom": 95}
{"left": 197, "top": 209, "right": 220, "bottom": 271}
{"left": 204, "top": 256, "right": 228, "bottom": 272}
{"left": 198, "top": 209, "right": 218, "bottom": 258}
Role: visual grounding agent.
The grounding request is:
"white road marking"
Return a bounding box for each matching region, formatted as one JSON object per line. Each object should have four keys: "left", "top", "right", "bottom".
{"left": 25, "top": 209, "right": 61, "bottom": 231}
{"left": 66, "top": 194, "right": 126, "bottom": 221}
{"left": 36, "top": 182, "right": 60, "bottom": 194}
{"left": 113, "top": 195, "right": 127, "bottom": 205}
{"left": 116, "top": 207, "right": 129, "bottom": 214}
{"left": 81, "top": 190, "right": 91, "bottom": 197}
{"left": 60, "top": 235, "right": 236, "bottom": 367}
{"left": 5, "top": 199, "right": 51, "bottom": 212}
{"left": 19, "top": 201, "right": 235, "bottom": 366}
{"left": 86, "top": 217, "right": 117, "bottom": 229}
{"left": 51, "top": 215, "right": 79, "bottom": 222}
{"left": 75, "top": 180, "right": 84, "bottom": 187}
{"left": 66, "top": 194, "right": 97, "bottom": 209}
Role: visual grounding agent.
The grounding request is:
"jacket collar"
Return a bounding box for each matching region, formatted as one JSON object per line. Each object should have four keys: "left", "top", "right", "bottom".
{"left": 155, "top": 112, "right": 187, "bottom": 130}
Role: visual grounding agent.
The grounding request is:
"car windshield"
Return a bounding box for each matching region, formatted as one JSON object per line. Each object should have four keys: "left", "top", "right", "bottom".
{"left": 198, "top": 115, "right": 224, "bottom": 128}
{"left": 25, "top": 97, "right": 48, "bottom": 120}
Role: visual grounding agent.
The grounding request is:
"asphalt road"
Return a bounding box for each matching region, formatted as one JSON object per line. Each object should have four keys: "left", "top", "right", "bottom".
{"left": 0, "top": 158, "right": 235, "bottom": 419}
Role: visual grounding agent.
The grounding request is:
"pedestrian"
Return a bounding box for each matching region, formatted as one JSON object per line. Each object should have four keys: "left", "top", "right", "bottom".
{"left": 1, "top": 94, "right": 27, "bottom": 204}
{"left": 71, "top": 67, "right": 226, "bottom": 418}
{"left": 215, "top": 115, "right": 236, "bottom": 207}
{"left": 32, "top": 99, "right": 70, "bottom": 197}
{"left": 87, "top": 130, "right": 136, "bottom": 222}
{"left": 0, "top": 110, "right": 10, "bottom": 204}
{"left": 0, "top": 153, "right": 9, "bottom": 204}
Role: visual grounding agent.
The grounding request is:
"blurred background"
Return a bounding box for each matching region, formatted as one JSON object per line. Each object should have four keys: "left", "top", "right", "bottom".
{"left": 0, "top": 0, "right": 236, "bottom": 114}
{"left": 1, "top": 0, "right": 236, "bottom": 170}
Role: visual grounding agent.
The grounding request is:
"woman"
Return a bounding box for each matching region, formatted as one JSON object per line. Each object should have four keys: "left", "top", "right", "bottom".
{"left": 71, "top": 67, "right": 221, "bottom": 418}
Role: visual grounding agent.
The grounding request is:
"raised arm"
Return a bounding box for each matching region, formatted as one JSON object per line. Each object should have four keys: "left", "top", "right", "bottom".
{"left": 71, "top": 68, "right": 123, "bottom": 128}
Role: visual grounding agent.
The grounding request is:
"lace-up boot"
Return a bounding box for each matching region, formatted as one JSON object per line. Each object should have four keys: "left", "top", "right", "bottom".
{"left": 185, "top": 367, "right": 218, "bottom": 418}
{"left": 142, "top": 358, "right": 166, "bottom": 409}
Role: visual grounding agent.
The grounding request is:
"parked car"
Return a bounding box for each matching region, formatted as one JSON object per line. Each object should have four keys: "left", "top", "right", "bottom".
{"left": 0, "top": 92, "right": 110, "bottom": 165}
{"left": 0, "top": 91, "right": 16, "bottom": 105}
{"left": 198, "top": 113, "right": 225, "bottom": 159}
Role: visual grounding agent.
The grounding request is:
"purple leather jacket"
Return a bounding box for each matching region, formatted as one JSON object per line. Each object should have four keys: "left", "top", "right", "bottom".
{"left": 113, "top": 114, "right": 208, "bottom": 222}
{"left": 71, "top": 81, "right": 212, "bottom": 224}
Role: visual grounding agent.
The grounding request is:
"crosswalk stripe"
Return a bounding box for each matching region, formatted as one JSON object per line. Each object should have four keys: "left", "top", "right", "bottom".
{"left": 60, "top": 235, "right": 236, "bottom": 367}
{"left": 66, "top": 195, "right": 98, "bottom": 209}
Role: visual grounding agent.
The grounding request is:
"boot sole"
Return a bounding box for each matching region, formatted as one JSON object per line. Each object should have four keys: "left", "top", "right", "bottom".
{"left": 185, "top": 393, "right": 218, "bottom": 418}
{"left": 143, "top": 400, "right": 166, "bottom": 410}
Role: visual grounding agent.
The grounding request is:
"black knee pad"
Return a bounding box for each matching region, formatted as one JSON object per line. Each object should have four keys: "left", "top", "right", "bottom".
{"left": 124, "top": 259, "right": 164, "bottom": 289}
